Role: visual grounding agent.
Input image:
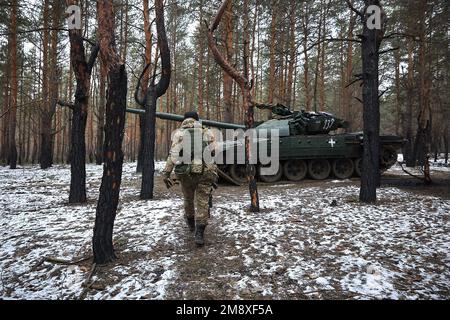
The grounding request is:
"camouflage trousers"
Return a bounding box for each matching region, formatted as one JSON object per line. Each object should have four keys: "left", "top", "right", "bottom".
{"left": 178, "top": 172, "right": 216, "bottom": 225}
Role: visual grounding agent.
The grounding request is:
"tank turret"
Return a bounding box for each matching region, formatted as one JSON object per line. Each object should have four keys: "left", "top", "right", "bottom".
{"left": 255, "top": 103, "right": 349, "bottom": 135}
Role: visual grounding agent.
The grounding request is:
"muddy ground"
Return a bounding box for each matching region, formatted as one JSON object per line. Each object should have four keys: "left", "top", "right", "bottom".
{"left": 1, "top": 163, "right": 449, "bottom": 300}
{"left": 92, "top": 169, "right": 450, "bottom": 300}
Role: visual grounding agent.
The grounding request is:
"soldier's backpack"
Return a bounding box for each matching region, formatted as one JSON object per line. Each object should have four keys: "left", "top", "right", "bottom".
{"left": 174, "top": 127, "right": 210, "bottom": 176}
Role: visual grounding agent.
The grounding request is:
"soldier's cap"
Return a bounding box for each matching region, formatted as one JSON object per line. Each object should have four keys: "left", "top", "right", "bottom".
{"left": 184, "top": 111, "right": 199, "bottom": 121}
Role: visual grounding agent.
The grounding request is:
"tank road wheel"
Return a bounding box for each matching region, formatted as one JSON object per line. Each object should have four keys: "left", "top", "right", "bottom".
{"left": 354, "top": 158, "right": 362, "bottom": 177}
{"left": 229, "top": 164, "right": 248, "bottom": 184}
{"left": 332, "top": 158, "right": 355, "bottom": 180}
{"left": 308, "top": 159, "right": 331, "bottom": 180}
{"left": 380, "top": 146, "right": 398, "bottom": 170}
{"left": 283, "top": 160, "right": 308, "bottom": 181}
{"left": 259, "top": 165, "right": 283, "bottom": 183}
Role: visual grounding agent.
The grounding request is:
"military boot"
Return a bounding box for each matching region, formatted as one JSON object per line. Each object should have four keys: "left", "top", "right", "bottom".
{"left": 186, "top": 216, "right": 195, "bottom": 232}
{"left": 194, "top": 224, "right": 206, "bottom": 247}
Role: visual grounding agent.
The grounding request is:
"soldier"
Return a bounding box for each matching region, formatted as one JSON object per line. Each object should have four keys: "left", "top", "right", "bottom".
{"left": 162, "top": 111, "right": 218, "bottom": 247}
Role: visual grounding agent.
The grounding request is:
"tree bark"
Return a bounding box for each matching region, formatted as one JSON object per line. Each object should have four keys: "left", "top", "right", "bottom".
{"left": 358, "top": 0, "right": 384, "bottom": 203}
{"left": 344, "top": 11, "right": 356, "bottom": 131}
{"left": 95, "top": 59, "right": 106, "bottom": 165}
{"left": 318, "top": 1, "right": 330, "bottom": 111}
{"left": 412, "top": 0, "right": 432, "bottom": 183}
{"left": 301, "top": 3, "right": 312, "bottom": 111}
{"left": 93, "top": 64, "right": 127, "bottom": 264}
{"left": 404, "top": 37, "right": 415, "bottom": 167}
{"left": 267, "top": 1, "right": 277, "bottom": 113}
{"left": 8, "top": 0, "right": 18, "bottom": 169}
{"left": 286, "top": 0, "right": 297, "bottom": 107}
{"left": 222, "top": 0, "right": 234, "bottom": 123}
{"left": 93, "top": 0, "right": 128, "bottom": 265}
{"left": 393, "top": 46, "right": 401, "bottom": 135}
{"left": 137, "top": 0, "right": 154, "bottom": 173}
{"left": 197, "top": 0, "right": 205, "bottom": 116}
{"left": 135, "top": 0, "right": 171, "bottom": 200}
{"left": 207, "top": 0, "right": 260, "bottom": 212}
{"left": 65, "top": 20, "right": 99, "bottom": 203}
{"left": 39, "top": 0, "right": 51, "bottom": 169}
{"left": 0, "top": 66, "right": 10, "bottom": 165}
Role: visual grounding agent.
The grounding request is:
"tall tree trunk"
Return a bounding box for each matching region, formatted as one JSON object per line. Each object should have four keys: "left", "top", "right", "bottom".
{"left": 444, "top": 126, "right": 448, "bottom": 164}
{"left": 286, "top": 0, "right": 297, "bottom": 107}
{"left": 93, "top": 0, "right": 128, "bottom": 265}
{"left": 222, "top": 0, "right": 234, "bottom": 123}
{"left": 65, "top": 0, "right": 100, "bottom": 203}
{"left": 137, "top": 0, "right": 154, "bottom": 173}
{"left": 69, "top": 90, "right": 88, "bottom": 203}
{"left": 207, "top": 0, "right": 260, "bottom": 212}
{"left": 301, "top": 3, "right": 312, "bottom": 111}
{"left": 39, "top": 0, "right": 51, "bottom": 169}
{"left": 95, "top": 59, "right": 106, "bottom": 165}
{"left": 344, "top": 11, "right": 356, "bottom": 131}
{"left": 412, "top": 0, "right": 432, "bottom": 183}
{"left": 394, "top": 47, "right": 401, "bottom": 135}
{"left": 0, "top": 67, "right": 10, "bottom": 164}
{"left": 205, "top": 42, "right": 211, "bottom": 118}
{"left": 58, "top": 0, "right": 99, "bottom": 203}
{"left": 243, "top": 0, "right": 259, "bottom": 212}
{"left": 404, "top": 37, "right": 415, "bottom": 167}
{"left": 8, "top": 0, "right": 18, "bottom": 169}
{"left": 197, "top": 0, "right": 205, "bottom": 116}
{"left": 359, "top": 0, "right": 384, "bottom": 203}
{"left": 267, "top": 1, "right": 277, "bottom": 116}
{"left": 318, "top": 1, "right": 329, "bottom": 111}
{"left": 313, "top": 6, "right": 323, "bottom": 112}
{"left": 135, "top": 0, "right": 171, "bottom": 200}
{"left": 139, "top": 87, "right": 158, "bottom": 199}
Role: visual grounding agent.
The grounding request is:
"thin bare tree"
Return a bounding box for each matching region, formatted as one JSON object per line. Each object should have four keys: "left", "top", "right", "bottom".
{"left": 207, "top": 0, "right": 260, "bottom": 212}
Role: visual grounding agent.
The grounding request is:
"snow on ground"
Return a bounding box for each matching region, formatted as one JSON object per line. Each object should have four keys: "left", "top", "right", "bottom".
{"left": 0, "top": 158, "right": 449, "bottom": 300}
{"left": 213, "top": 185, "right": 449, "bottom": 299}
{"left": 0, "top": 163, "right": 178, "bottom": 300}
{"left": 396, "top": 154, "right": 450, "bottom": 173}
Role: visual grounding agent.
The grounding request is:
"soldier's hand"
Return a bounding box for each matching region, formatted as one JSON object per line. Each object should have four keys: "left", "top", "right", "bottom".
{"left": 163, "top": 178, "right": 174, "bottom": 189}
{"left": 162, "top": 171, "right": 174, "bottom": 189}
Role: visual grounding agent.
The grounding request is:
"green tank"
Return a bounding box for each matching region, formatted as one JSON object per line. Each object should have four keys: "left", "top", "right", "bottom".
{"left": 126, "top": 105, "right": 403, "bottom": 184}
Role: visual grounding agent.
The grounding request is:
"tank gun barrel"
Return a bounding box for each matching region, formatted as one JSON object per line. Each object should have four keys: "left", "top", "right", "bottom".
{"left": 126, "top": 108, "right": 246, "bottom": 130}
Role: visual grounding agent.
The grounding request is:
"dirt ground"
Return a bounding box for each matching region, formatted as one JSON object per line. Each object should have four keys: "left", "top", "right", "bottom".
{"left": 1, "top": 163, "right": 449, "bottom": 300}
{"left": 91, "top": 170, "right": 450, "bottom": 300}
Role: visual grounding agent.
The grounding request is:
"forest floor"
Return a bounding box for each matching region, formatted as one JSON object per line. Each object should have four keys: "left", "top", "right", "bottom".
{"left": 0, "top": 158, "right": 449, "bottom": 300}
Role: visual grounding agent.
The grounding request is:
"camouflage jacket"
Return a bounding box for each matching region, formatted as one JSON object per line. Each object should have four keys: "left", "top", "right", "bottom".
{"left": 162, "top": 118, "right": 218, "bottom": 176}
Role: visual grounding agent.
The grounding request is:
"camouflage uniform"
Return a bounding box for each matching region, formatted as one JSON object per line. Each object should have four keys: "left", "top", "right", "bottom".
{"left": 162, "top": 118, "right": 218, "bottom": 226}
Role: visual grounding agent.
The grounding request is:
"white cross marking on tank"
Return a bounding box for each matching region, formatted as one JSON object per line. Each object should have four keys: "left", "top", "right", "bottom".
{"left": 328, "top": 138, "right": 336, "bottom": 148}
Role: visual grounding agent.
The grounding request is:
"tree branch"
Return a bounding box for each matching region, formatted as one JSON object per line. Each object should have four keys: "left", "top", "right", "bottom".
{"left": 81, "top": 37, "right": 96, "bottom": 47}
{"left": 378, "top": 89, "right": 389, "bottom": 99}
{"left": 51, "top": 124, "right": 68, "bottom": 136}
{"left": 87, "top": 44, "right": 100, "bottom": 73}
{"left": 345, "top": 0, "right": 364, "bottom": 21}
{"left": 207, "top": 26, "right": 248, "bottom": 90}
{"left": 209, "top": 0, "right": 230, "bottom": 33}
{"left": 299, "top": 37, "right": 362, "bottom": 57}
{"left": 134, "top": 63, "right": 151, "bottom": 107}
{"left": 379, "top": 47, "right": 399, "bottom": 55}
{"left": 0, "top": 107, "right": 11, "bottom": 119}
{"left": 206, "top": 0, "right": 250, "bottom": 91}
{"left": 154, "top": 0, "right": 171, "bottom": 98}
{"left": 346, "top": 78, "right": 363, "bottom": 88}
{"left": 57, "top": 100, "right": 75, "bottom": 110}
